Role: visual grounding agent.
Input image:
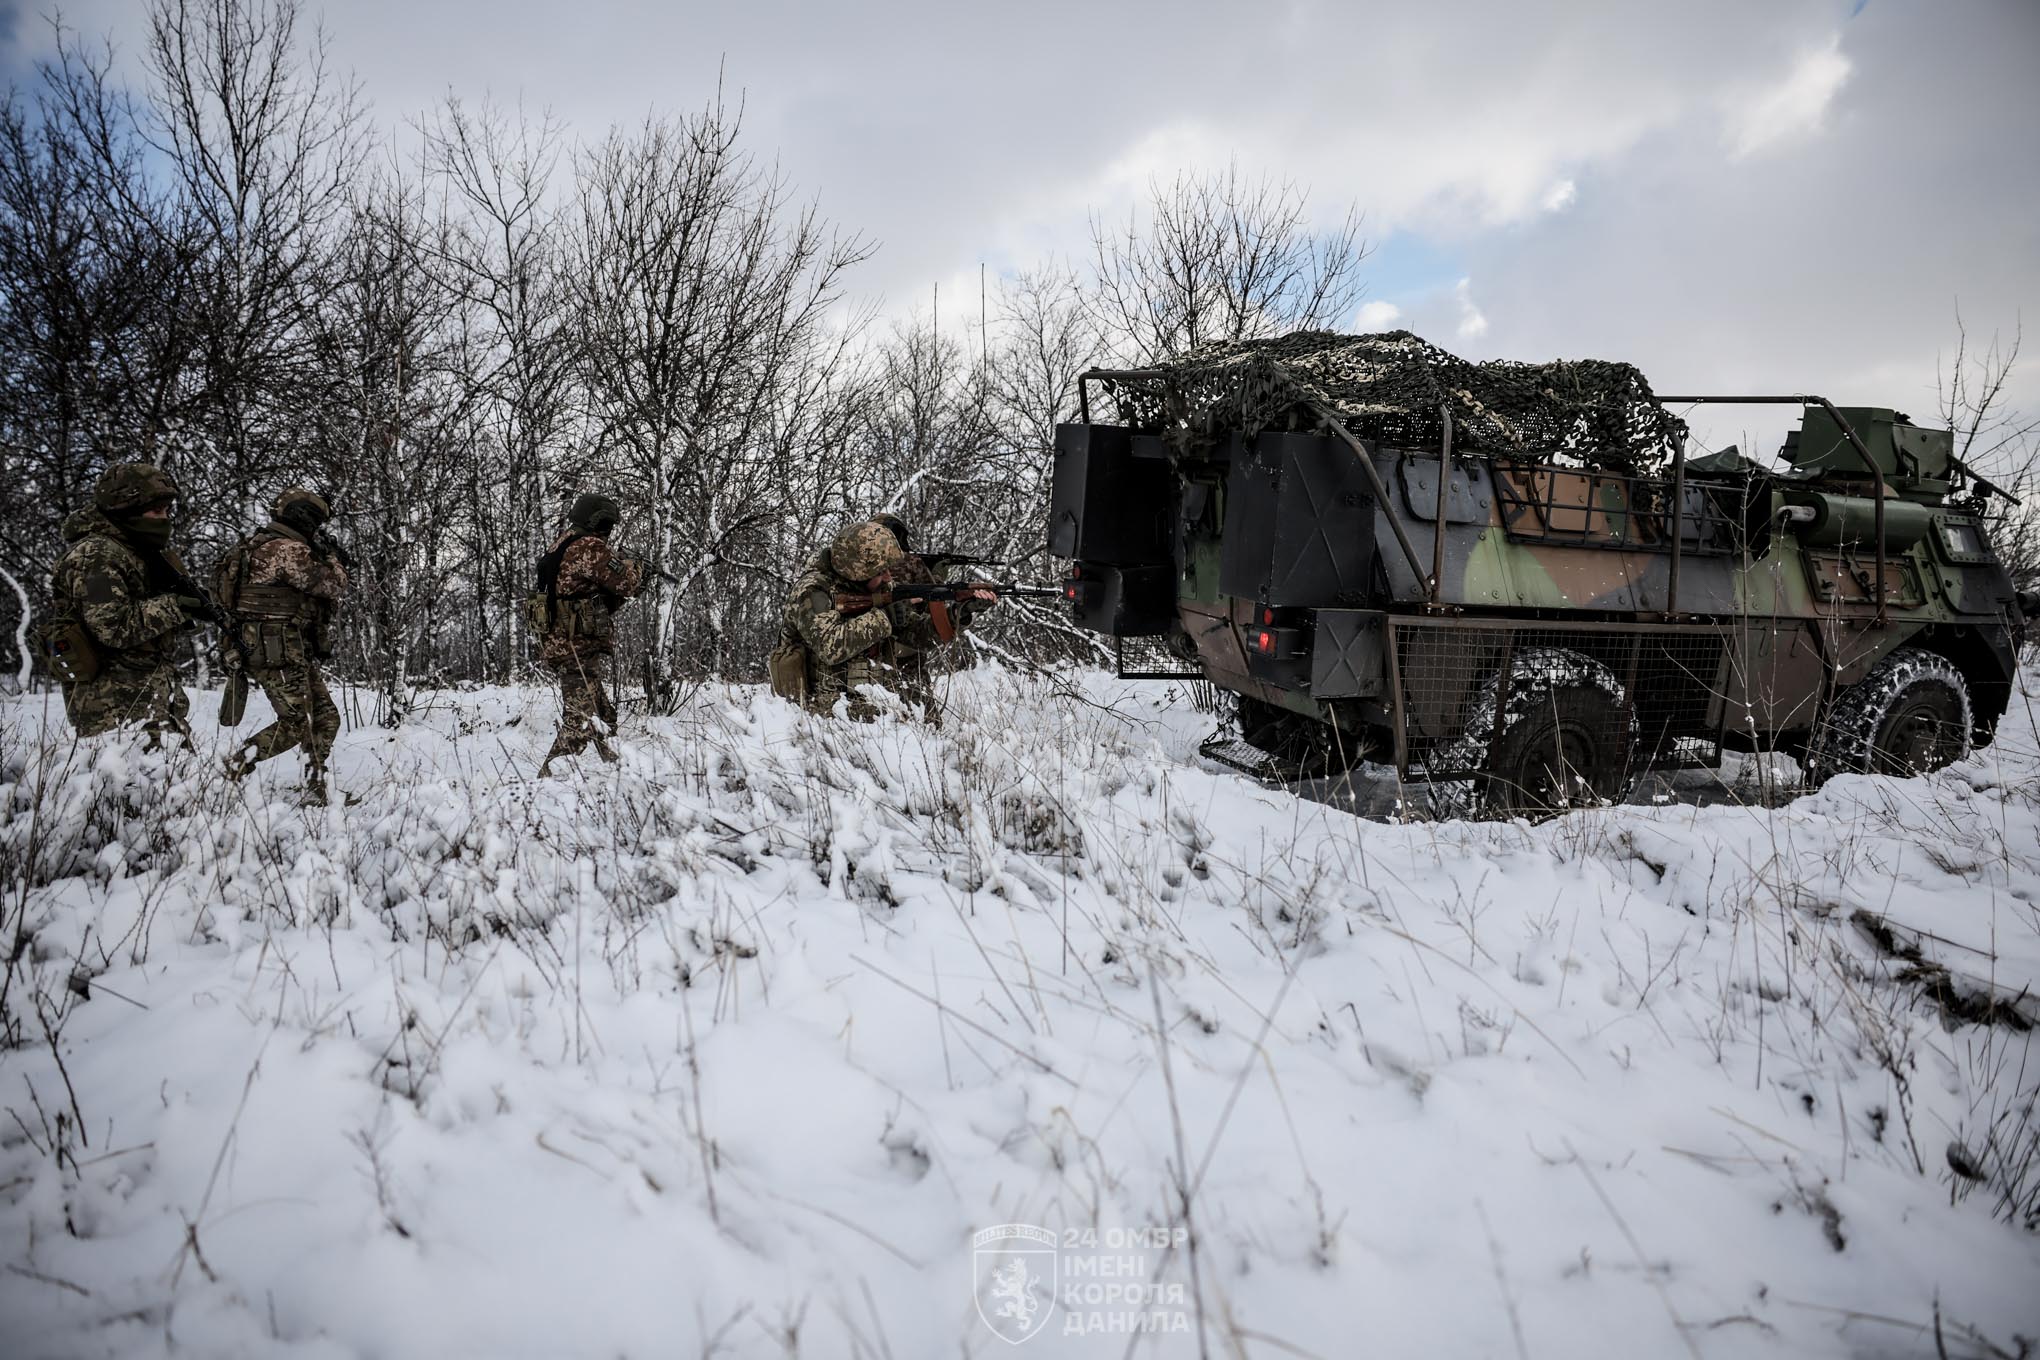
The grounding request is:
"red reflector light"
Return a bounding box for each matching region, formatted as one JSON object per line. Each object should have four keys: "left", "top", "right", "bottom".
{"left": 1261, "top": 607, "right": 1274, "bottom": 625}
{"left": 1070, "top": 565, "right": 1082, "bottom": 578}
{"left": 1257, "top": 630, "right": 1273, "bottom": 652}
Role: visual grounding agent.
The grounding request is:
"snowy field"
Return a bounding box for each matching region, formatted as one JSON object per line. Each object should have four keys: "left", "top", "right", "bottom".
{"left": 1, "top": 664, "right": 2036, "bottom": 1359}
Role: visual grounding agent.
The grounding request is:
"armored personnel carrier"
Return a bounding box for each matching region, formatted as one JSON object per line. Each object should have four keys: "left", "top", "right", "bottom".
{"left": 1049, "top": 332, "right": 2031, "bottom": 816}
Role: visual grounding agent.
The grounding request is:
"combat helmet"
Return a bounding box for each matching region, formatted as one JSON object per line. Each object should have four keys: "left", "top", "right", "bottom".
{"left": 93, "top": 462, "right": 180, "bottom": 516}
{"left": 829, "top": 520, "right": 906, "bottom": 582}
{"left": 569, "top": 493, "right": 622, "bottom": 534}
{"left": 274, "top": 487, "right": 331, "bottom": 533}
{"left": 873, "top": 512, "right": 912, "bottom": 553}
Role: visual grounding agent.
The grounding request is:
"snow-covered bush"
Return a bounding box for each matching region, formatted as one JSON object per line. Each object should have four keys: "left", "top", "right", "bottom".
{"left": 0, "top": 665, "right": 2035, "bottom": 1358}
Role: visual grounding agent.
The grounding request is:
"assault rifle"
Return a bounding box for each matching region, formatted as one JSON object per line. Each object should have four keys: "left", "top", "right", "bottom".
{"left": 315, "top": 531, "right": 354, "bottom": 571}
{"left": 166, "top": 570, "right": 237, "bottom": 639}
{"left": 832, "top": 580, "right": 1064, "bottom": 612}
{"left": 911, "top": 550, "right": 1011, "bottom": 573}
{"left": 167, "top": 568, "right": 259, "bottom": 723}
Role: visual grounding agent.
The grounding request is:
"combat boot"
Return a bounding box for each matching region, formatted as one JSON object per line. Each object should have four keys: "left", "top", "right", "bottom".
{"left": 144, "top": 720, "right": 196, "bottom": 754}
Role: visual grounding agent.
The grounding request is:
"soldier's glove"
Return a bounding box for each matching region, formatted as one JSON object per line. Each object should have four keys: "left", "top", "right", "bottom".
{"left": 172, "top": 594, "right": 211, "bottom": 623}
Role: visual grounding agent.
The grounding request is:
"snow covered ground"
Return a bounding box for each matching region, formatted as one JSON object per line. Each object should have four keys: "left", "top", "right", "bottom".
{"left": 1, "top": 664, "right": 2036, "bottom": 1359}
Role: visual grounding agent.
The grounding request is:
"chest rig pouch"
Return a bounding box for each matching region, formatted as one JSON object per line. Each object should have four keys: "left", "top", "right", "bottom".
{"left": 34, "top": 618, "right": 101, "bottom": 684}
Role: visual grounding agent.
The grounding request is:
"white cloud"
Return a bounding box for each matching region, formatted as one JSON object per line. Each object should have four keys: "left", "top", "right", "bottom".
{"left": 1355, "top": 300, "right": 1403, "bottom": 332}
{"left": 1049, "top": 17, "right": 1725, "bottom": 247}
{"left": 1454, "top": 279, "right": 1489, "bottom": 340}
{"left": 8, "top": 0, "right": 2029, "bottom": 433}
{"left": 1088, "top": 121, "right": 1233, "bottom": 202}
{"left": 1725, "top": 37, "right": 1852, "bottom": 160}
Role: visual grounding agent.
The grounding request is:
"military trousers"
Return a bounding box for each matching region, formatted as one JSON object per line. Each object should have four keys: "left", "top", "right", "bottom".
{"left": 241, "top": 655, "right": 340, "bottom": 775}
{"left": 805, "top": 653, "right": 938, "bottom": 725}
{"left": 543, "top": 652, "right": 618, "bottom": 765}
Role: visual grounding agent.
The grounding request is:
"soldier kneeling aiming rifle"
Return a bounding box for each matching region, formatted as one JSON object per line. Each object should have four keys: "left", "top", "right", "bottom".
{"left": 772, "top": 518, "right": 1057, "bottom": 721}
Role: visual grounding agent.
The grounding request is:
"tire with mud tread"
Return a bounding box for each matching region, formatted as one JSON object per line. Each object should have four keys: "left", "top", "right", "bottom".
{"left": 1808, "top": 647, "right": 1972, "bottom": 784}
{"left": 1430, "top": 647, "right": 1638, "bottom": 820}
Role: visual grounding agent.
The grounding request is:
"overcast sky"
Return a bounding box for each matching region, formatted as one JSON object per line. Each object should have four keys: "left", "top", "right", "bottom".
{"left": 3, "top": 0, "right": 2036, "bottom": 462}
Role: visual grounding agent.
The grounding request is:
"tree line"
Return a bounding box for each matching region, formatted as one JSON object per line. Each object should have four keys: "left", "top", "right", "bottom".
{"left": 0, "top": 0, "right": 1366, "bottom": 719}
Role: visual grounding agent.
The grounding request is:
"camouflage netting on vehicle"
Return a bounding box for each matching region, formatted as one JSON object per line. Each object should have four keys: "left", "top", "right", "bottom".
{"left": 1100, "top": 330, "right": 1687, "bottom": 473}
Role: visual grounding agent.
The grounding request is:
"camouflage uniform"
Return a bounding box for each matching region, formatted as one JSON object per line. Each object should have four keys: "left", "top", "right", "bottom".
{"left": 776, "top": 519, "right": 980, "bottom": 721}
{"left": 223, "top": 491, "right": 349, "bottom": 788}
{"left": 536, "top": 498, "right": 644, "bottom": 773}
{"left": 884, "top": 549, "right": 978, "bottom": 717}
{"left": 46, "top": 464, "right": 195, "bottom": 744}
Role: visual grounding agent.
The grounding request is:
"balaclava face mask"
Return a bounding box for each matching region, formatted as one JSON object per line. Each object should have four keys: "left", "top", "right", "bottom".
{"left": 121, "top": 509, "right": 175, "bottom": 550}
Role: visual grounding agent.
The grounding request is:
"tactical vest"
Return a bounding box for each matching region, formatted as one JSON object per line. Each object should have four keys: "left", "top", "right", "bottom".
{"left": 216, "top": 526, "right": 319, "bottom": 624}
{"left": 217, "top": 525, "right": 337, "bottom": 668}
{"left": 526, "top": 534, "right": 615, "bottom": 641}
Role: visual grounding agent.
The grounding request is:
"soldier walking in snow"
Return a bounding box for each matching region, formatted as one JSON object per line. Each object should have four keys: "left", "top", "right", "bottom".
{"left": 531, "top": 493, "right": 644, "bottom": 775}
{"left": 217, "top": 488, "right": 351, "bottom": 803}
{"left": 770, "top": 517, "right": 994, "bottom": 721}
{"left": 42, "top": 462, "right": 203, "bottom": 746}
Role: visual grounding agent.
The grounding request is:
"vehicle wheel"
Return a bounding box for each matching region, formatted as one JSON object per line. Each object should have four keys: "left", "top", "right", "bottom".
{"left": 1429, "top": 647, "right": 1638, "bottom": 820}
{"left": 1809, "top": 648, "right": 1971, "bottom": 783}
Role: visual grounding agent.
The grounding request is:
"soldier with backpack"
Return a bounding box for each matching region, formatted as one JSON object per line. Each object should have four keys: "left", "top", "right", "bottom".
{"left": 43, "top": 462, "right": 205, "bottom": 745}
{"left": 528, "top": 493, "right": 644, "bottom": 776}
{"left": 216, "top": 488, "right": 351, "bottom": 803}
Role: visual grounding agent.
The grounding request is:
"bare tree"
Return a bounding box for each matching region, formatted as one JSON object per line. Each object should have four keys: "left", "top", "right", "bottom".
{"left": 140, "top": 0, "right": 365, "bottom": 545}
{"left": 1940, "top": 314, "right": 2040, "bottom": 599}
{"left": 0, "top": 29, "right": 206, "bottom": 673}
{"left": 970, "top": 264, "right": 1110, "bottom": 660}
{"left": 992, "top": 264, "right": 1099, "bottom": 476}
{"left": 740, "top": 300, "right": 875, "bottom": 624}
{"left": 29, "top": 25, "right": 212, "bottom": 455}
{"left": 858, "top": 311, "right": 1001, "bottom": 539}
{"left": 0, "top": 6, "right": 1402, "bottom": 687}
{"left": 305, "top": 169, "right": 472, "bottom": 722}
{"left": 422, "top": 95, "right": 580, "bottom": 681}
{"left": 0, "top": 90, "right": 144, "bottom": 565}
{"left": 1089, "top": 163, "right": 1368, "bottom": 364}
{"left": 569, "top": 89, "right": 869, "bottom": 682}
